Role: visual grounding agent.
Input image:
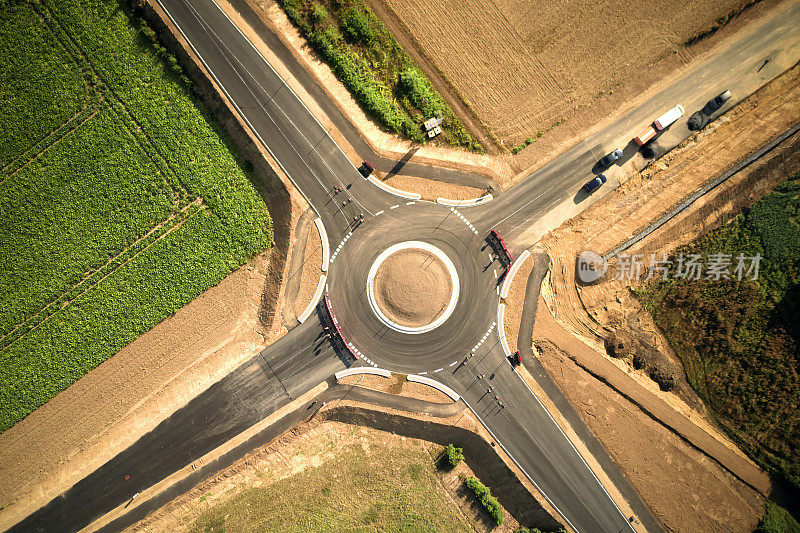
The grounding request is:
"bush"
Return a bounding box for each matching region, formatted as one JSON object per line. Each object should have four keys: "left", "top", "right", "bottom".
{"left": 632, "top": 351, "right": 648, "bottom": 370}
{"left": 648, "top": 365, "right": 676, "bottom": 391}
{"left": 340, "top": 6, "right": 373, "bottom": 44}
{"left": 464, "top": 476, "right": 504, "bottom": 526}
{"left": 443, "top": 443, "right": 464, "bottom": 468}
{"left": 310, "top": 3, "right": 328, "bottom": 26}
{"left": 755, "top": 501, "right": 800, "bottom": 533}
{"left": 398, "top": 67, "right": 443, "bottom": 118}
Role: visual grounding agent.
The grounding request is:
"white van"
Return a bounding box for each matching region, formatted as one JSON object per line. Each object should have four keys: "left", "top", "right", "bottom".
{"left": 654, "top": 105, "right": 685, "bottom": 131}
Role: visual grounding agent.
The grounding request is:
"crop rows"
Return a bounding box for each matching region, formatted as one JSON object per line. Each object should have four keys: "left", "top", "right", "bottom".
{"left": 0, "top": 0, "right": 272, "bottom": 431}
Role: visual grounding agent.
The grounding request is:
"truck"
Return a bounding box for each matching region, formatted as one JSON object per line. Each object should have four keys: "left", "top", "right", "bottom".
{"left": 634, "top": 124, "right": 657, "bottom": 146}
{"left": 654, "top": 104, "right": 685, "bottom": 130}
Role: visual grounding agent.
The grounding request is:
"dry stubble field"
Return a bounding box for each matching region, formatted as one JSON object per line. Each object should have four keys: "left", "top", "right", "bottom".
{"left": 374, "top": 0, "right": 755, "bottom": 150}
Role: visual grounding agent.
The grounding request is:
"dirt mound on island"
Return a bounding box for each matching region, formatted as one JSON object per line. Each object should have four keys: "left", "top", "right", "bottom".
{"left": 372, "top": 248, "right": 452, "bottom": 327}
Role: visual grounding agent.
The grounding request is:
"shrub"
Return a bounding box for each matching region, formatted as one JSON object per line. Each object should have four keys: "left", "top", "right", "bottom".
{"left": 632, "top": 351, "right": 648, "bottom": 370}
{"left": 648, "top": 365, "right": 676, "bottom": 391}
{"left": 755, "top": 500, "right": 800, "bottom": 533}
{"left": 340, "top": 6, "right": 373, "bottom": 44}
{"left": 397, "top": 67, "right": 443, "bottom": 118}
{"left": 443, "top": 443, "right": 464, "bottom": 468}
{"left": 310, "top": 2, "right": 328, "bottom": 26}
{"left": 464, "top": 476, "right": 504, "bottom": 526}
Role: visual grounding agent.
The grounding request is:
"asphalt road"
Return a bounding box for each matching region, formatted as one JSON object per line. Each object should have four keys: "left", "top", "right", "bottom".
{"left": 13, "top": 0, "right": 800, "bottom": 531}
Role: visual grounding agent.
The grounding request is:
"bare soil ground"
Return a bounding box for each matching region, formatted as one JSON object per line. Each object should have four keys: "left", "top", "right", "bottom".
{"left": 372, "top": 0, "right": 786, "bottom": 166}
{"left": 373, "top": 248, "right": 451, "bottom": 327}
{"left": 381, "top": 172, "right": 484, "bottom": 202}
{"left": 534, "top": 330, "right": 764, "bottom": 532}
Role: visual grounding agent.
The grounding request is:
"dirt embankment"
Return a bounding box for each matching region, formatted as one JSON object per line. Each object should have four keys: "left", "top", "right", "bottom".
{"left": 534, "top": 331, "right": 764, "bottom": 532}
{"left": 539, "top": 63, "right": 800, "bottom": 416}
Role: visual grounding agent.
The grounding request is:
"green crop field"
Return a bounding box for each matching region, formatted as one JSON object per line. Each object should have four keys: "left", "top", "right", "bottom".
{"left": 0, "top": 0, "right": 272, "bottom": 432}
{"left": 635, "top": 171, "right": 800, "bottom": 493}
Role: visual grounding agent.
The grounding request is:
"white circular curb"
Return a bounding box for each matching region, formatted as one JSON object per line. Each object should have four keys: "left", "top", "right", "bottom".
{"left": 366, "top": 241, "right": 459, "bottom": 334}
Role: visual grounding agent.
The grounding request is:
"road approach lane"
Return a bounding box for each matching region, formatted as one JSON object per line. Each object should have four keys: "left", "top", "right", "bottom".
{"left": 11, "top": 317, "right": 347, "bottom": 533}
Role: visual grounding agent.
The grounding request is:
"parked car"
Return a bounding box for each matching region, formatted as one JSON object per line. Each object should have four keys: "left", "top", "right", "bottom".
{"left": 583, "top": 174, "right": 607, "bottom": 193}
{"left": 598, "top": 148, "right": 623, "bottom": 168}
{"left": 702, "top": 90, "right": 732, "bottom": 115}
{"left": 654, "top": 105, "right": 685, "bottom": 131}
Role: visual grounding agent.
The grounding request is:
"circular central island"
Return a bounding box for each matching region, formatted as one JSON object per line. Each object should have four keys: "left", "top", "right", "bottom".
{"left": 367, "top": 241, "right": 459, "bottom": 334}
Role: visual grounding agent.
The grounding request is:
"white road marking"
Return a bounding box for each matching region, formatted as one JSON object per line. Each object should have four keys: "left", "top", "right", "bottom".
{"left": 375, "top": 210, "right": 384, "bottom": 216}
{"left": 406, "top": 201, "right": 415, "bottom": 205}
{"left": 390, "top": 204, "right": 399, "bottom": 209}
{"left": 434, "top": 367, "right": 443, "bottom": 373}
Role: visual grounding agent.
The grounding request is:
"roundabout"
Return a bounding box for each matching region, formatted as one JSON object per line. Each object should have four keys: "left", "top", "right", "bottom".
{"left": 326, "top": 203, "right": 500, "bottom": 374}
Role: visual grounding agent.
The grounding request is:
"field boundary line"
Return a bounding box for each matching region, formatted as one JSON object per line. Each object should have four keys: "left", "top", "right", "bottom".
{"left": 0, "top": 199, "right": 206, "bottom": 354}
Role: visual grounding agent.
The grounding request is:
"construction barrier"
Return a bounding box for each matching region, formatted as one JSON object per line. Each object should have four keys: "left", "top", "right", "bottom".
{"left": 500, "top": 249, "right": 530, "bottom": 299}
{"left": 407, "top": 374, "right": 460, "bottom": 401}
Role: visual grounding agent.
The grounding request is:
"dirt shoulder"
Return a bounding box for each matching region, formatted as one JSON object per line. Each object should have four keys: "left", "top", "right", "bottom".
{"left": 534, "top": 332, "right": 764, "bottom": 532}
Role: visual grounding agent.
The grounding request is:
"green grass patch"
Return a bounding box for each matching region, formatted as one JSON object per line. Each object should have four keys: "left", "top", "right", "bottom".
{"left": 0, "top": 0, "right": 271, "bottom": 432}
{"left": 279, "top": 0, "right": 480, "bottom": 152}
{"left": 634, "top": 171, "right": 800, "bottom": 492}
{"left": 189, "top": 442, "right": 474, "bottom": 532}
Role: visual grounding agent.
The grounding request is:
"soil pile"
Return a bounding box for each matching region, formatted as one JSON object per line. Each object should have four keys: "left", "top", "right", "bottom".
{"left": 372, "top": 248, "right": 452, "bottom": 327}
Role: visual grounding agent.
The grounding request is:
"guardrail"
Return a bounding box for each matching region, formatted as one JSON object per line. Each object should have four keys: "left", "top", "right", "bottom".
{"left": 334, "top": 367, "right": 392, "bottom": 380}
{"left": 406, "top": 374, "right": 460, "bottom": 401}
{"left": 367, "top": 176, "right": 422, "bottom": 200}
{"left": 436, "top": 194, "right": 493, "bottom": 207}
{"left": 297, "top": 274, "right": 327, "bottom": 323}
{"left": 313, "top": 217, "right": 329, "bottom": 272}
{"left": 500, "top": 249, "right": 530, "bottom": 299}
{"left": 497, "top": 303, "right": 512, "bottom": 356}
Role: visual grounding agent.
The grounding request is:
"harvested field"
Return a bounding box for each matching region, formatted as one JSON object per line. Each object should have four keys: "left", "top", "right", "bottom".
{"left": 373, "top": 0, "right": 772, "bottom": 154}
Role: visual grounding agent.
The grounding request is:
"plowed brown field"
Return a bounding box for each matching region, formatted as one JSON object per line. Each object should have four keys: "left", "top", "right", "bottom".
{"left": 374, "top": 0, "right": 758, "bottom": 148}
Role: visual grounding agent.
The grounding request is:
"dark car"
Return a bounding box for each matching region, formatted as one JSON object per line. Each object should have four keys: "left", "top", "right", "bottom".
{"left": 598, "top": 148, "right": 623, "bottom": 168}
{"left": 583, "top": 174, "right": 607, "bottom": 193}
{"left": 702, "top": 90, "right": 732, "bottom": 115}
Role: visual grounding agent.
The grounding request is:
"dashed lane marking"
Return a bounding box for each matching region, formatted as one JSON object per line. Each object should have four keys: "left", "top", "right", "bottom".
{"left": 406, "top": 201, "right": 416, "bottom": 205}
{"left": 450, "top": 206, "right": 479, "bottom": 235}
{"left": 390, "top": 204, "right": 399, "bottom": 209}
{"left": 375, "top": 210, "right": 384, "bottom": 216}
